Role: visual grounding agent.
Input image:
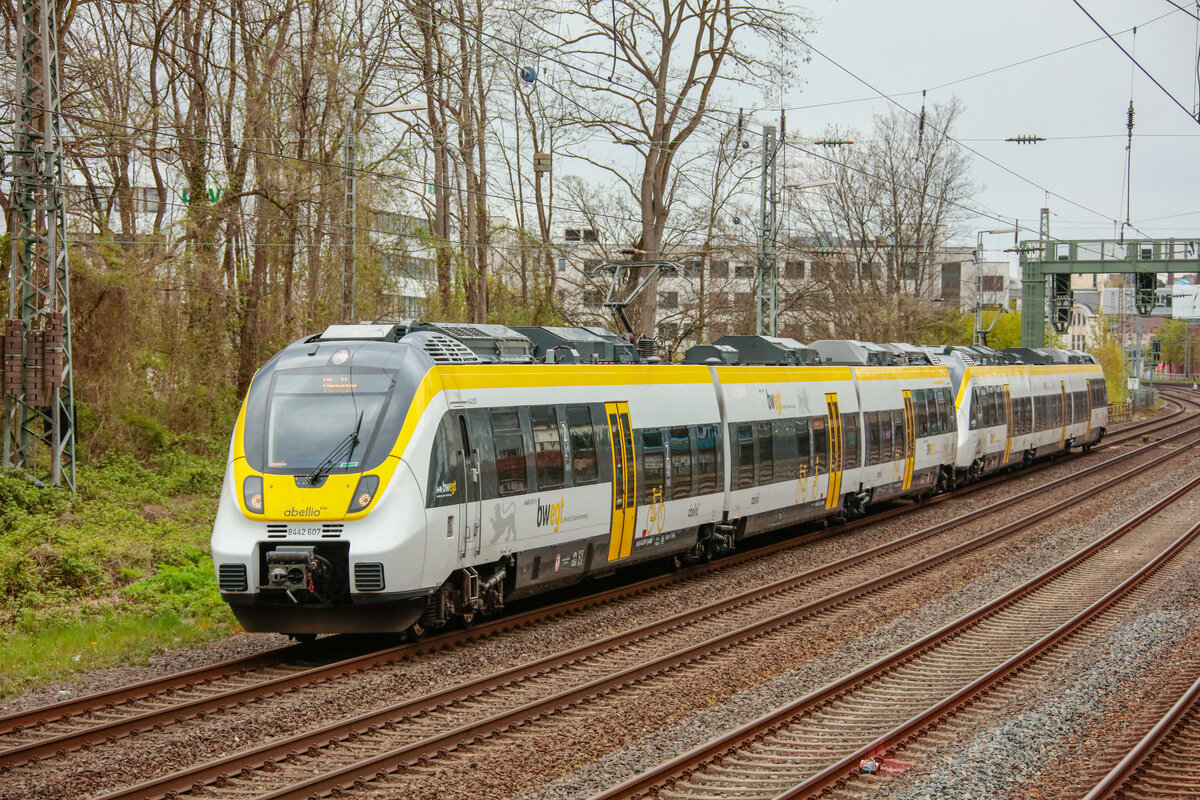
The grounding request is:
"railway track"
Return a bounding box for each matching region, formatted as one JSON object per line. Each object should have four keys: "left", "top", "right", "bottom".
{"left": 10, "top": 416, "right": 1188, "bottom": 798}
{"left": 1080, "top": 669, "right": 1200, "bottom": 800}
{"left": 0, "top": 395, "right": 1191, "bottom": 800}
{"left": 1, "top": 394, "right": 1188, "bottom": 751}
{"left": 590, "top": 474, "right": 1200, "bottom": 800}
{"left": 0, "top": 408, "right": 1191, "bottom": 765}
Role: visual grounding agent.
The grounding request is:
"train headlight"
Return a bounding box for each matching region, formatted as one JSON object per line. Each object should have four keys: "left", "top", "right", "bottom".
{"left": 348, "top": 475, "right": 380, "bottom": 513}
{"left": 243, "top": 475, "right": 265, "bottom": 514}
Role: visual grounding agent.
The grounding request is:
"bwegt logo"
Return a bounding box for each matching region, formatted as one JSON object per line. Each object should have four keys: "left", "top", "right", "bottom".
{"left": 536, "top": 497, "right": 564, "bottom": 532}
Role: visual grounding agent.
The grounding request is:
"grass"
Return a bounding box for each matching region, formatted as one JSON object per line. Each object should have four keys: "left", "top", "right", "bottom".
{"left": 0, "top": 442, "right": 238, "bottom": 699}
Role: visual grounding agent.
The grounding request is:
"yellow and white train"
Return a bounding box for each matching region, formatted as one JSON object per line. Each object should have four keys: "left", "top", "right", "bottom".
{"left": 211, "top": 323, "right": 1106, "bottom": 637}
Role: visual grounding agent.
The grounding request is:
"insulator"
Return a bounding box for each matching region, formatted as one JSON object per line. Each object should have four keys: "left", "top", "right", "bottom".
{"left": 1126, "top": 101, "right": 1135, "bottom": 131}
{"left": 779, "top": 110, "right": 786, "bottom": 143}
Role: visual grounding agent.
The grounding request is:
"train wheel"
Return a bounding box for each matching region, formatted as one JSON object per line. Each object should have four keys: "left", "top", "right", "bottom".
{"left": 288, "top": 633, "right": 317, "bottom": 645}
{"left": 408, "top": 621, "right": 428, "bottom": 641}
{"left": 459, "top": 611, "right": 477, "bottom": 629}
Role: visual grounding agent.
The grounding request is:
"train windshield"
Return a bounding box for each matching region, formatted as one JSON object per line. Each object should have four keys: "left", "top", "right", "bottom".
{"left": 263, "top": 370, "right": 397, "bottom": 473}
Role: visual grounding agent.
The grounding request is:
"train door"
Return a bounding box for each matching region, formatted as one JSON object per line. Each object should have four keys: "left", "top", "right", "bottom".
{"left": 1085, "top": 379, "right": 1092, "bottom": 438}
{"left": 456, "top": 414, "right": 482, "bottom": 558}
{"left": 901, "top": 390, "right": 916, "bottom": 491}
{"left": 605, "top": 402, "right": 638, "bottom": 561}
{"left": 1002, "top": 385, "right": 1014, "bottom": 464}
{"left": 824, "top": 393, "right": 843, "bottom": 510}
{"left": 1059, "top": 381, "right": 1068, "bottom": 448}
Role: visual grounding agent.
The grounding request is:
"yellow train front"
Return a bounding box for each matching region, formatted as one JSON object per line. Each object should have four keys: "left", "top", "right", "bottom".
{"left": 211, "top": 323, "right": 439, "bottom": 636}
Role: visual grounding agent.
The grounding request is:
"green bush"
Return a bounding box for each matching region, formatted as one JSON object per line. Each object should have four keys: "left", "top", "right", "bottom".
{"left": 0, "top": 443, "right": 234, "bottom": 696}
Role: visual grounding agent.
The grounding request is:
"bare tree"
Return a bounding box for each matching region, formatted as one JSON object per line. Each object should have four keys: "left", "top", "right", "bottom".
{"left": 527, "top": 0, "right": 806, "bottom": 336}
{"left": 790, "top": 100, "right": 974, "bottom": 341}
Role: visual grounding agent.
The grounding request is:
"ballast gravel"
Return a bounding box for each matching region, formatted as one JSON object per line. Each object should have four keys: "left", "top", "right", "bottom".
{"left": 0, "top": 418, "right": 1193, "bottom": 800}
{"left": 516, "top": 457, "right": 1200, "bottom": 800}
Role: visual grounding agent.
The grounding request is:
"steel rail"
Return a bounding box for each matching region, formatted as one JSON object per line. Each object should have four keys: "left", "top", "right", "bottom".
{"left": 91, "top": 431, "right": 1200, "bottom": 800}
{"left": 589, "top": 474, "right": 1200, "bottom": 800}
{"left": 1, "top": 395, "right": 1192, "bottom": 769}
{"left": 14, "top": 422, "right": 1197, "bottom": 772}
{"left": 1081, "top": 672, "right": 1200, "bottom": 800}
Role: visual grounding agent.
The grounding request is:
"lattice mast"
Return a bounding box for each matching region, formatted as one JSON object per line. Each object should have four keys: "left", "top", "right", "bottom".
{"left": 4, "top": 0, "right": 75, "bottom": 489}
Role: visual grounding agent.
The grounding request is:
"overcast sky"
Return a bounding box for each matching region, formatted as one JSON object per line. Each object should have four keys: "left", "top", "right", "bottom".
{"left": 783, "top": 0, "right": 1200, "bottom": 261}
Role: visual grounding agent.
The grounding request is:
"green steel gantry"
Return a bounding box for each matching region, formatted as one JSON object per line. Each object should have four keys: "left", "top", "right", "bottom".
{"left": 1019, "top": 209, "right": 1200, "bottom": 348}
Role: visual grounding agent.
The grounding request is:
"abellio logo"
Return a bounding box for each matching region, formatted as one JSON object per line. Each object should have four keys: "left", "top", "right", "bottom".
{"left": 284, "top": 506, "right": 323, "bottom": 518}
{"left": 536, "top": 497, "right": 564, "bottom": 532}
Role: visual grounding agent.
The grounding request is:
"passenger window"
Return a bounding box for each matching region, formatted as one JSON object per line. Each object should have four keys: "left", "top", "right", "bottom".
{"left": 567, "top": 405, "right": 599, "bottom": 485}
{"left": 796, "top": 417, "right": 812, "bottom": 476}
{"left": 640, "top": 429, "right": 665, "bottom": 504}
{"left": 941, "top": 388, "right": 957, "bottom": 432}
{"left": 695, "top": 424, "right": 719, "bottom": 494}
{"left": 812, "top": 416, "right": 828, "bottom": 475}
{"left": 865, "top": 411, "right": 880, "bottom": 465}
{"left": 842, "top": 413, "right": 860, "bottom": 470}
{"left": 891, "top": 408, "right": 905, "bottom": 461}
{"left": 736, "top": 423, "right": 755, "bottom": 489}
{"left": 773, "top": 419, "right": 796, "bottom": 480}
{"left": 914, "top": 391, "right": 928, "bottom": 438}
{"left": 756, "top": 421, "right": 774, "bottom": 484}
{"left": 490, "top": 408, "right": 527, "bottom": 497}
{"left": 932, "top": 392, "right": 946, "bottom": 435}
{"left": 530, "top": 406, "right": 564, "bottom": 491}
{"left": 879, "top": 411, "right": 893, "bottom": 462}
{"left": 669, "top": 426, "right": 693, "bottom": 500}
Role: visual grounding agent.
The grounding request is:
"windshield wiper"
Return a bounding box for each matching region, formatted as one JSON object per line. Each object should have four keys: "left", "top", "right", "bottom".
{"left": 307, "top": 410, "right": 364, "bottom": 485}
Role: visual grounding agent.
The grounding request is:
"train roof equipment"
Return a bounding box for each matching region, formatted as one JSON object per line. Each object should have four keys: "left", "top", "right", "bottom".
{"left": 808, "top": 339, "right": 900, "bottom": 366}
{"left": 681, "top": 343, "right": 739, "bottom": 365}
{"left": 513, "top": 325, "right": 641, "bottom": 364}
{"left": 709, "top": 335, "right": 819, "bottom": 366}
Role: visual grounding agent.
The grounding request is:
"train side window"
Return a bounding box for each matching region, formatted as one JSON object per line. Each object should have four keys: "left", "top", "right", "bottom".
{"left": 812, "top": 416, "right": 828, "bottom": 475}
{"left": 427, "top": 414, "right": 463, "bottom": 507}
{"left": 942, "top": 388, "right": 957, "bottom": 432}
{"left": 695, "top": 424, "right": 719, "bottom": 494}
{"left": 756, "top": 421, "right": 774, "bottom": 484}
{"left": 566, "top": 405, "right": 599, "bottom": 485}
{"left": 490, "top": 408, "right": 526, "bottom": 497}
{"left": 773, "top": 419, "right": 797, "bottom": 480}
{"left": 669, "top": 426, "right": 693, "bottom": 500}
{"left": 914, "top": 390, "right": 929, "bottom": 437}
{"left": 891, "top": 408, "right": 905, "bottom": 461}
{"left": 735, "top": 423, "right": 755, "bottom": 489}
{"left": 933, "top": 392, "right": 946, "bottom": 436}
{"left": 879, "top": 411, "right": 893, "bottom": 462}
{"left": 970, "top": 388, "right": 983, "bottom": 430}
{"left": 640, "top": 429, "right": 665, "bottom": 504}
{"left": 842, "top": 413, "right": 860, "bottom": 470}
{"left": 796, "top": 417, "right": 813, "bottom": 476}
{"left": 530, "top": 406, "right": 564, "bottom": 491}
{"left": 865, "top": 411, "right": 880, "bottom": 465}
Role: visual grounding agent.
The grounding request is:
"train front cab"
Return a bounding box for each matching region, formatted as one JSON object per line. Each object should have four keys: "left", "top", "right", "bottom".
{"left": 212, "top": 339, "right": 438, "bottom": 635}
